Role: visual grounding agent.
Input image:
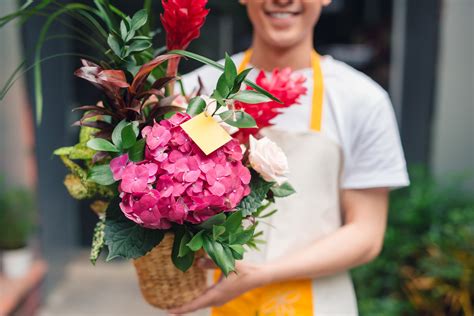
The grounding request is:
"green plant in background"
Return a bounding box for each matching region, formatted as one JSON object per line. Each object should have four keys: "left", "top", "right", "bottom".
{"left": 0, "top": 178, "right": 37, "bottom": 250}
{"left": 352, "top": 167, "right": 474, "bottom": 316}
{"left": 0, "top": 0, "right": 161, "bottom": 123}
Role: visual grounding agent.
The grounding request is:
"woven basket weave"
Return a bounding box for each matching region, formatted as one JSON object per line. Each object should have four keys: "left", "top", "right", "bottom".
{"left": 133, "top": 233, "right": 207, "bottom": 309}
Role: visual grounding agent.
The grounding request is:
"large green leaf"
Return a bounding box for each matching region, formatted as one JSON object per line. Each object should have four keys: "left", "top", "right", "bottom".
{"left": 111, "top": 120, "right": 128, "bottom": 148}
{"left": 224, "top": 211, "right": 243, "bottom": 233}
{"left": 232, "top": 90, "right": 271, "bottom": 104}
{"left": 88, "top": 164, "right": 115, "bottom": 185}
{"left": 104, "top": 199, "right": 164, "bottom": 260}
{"left": 271, "top": 182, "right": 296, "bottom": 198}
{"left": 130, "top": 9, "right": 148, "bottom": 31}
{"left": 203, "top": 236, "right": 234, "bottom": 276}
{"left": 186, "top": 231, "right": 204, "bottom": 251}
{"left": 87, "top": 138, "right": 119, "bottom": 152}
{"left": 128, "top": 139, "right": 145, "bottom": 162}
{"left": 121, "top": 124, "right": 137, "bottom": 149}
{"left": 172, "top": 227, "right": 194, "bottom": 272}
{"left": 224, "top": 53, "right": 237, "bottom": 87}
{"left": 219, "top": 110, "right": 257, "bottom": 128}
{"left": 197, "top": 213, "right": 226, "bottom": 230}
{"left": 186, "top": 96, "right": 207, "bottom": 116}
{"left": 168, "top": 50, "right": 282, "bottom": 104}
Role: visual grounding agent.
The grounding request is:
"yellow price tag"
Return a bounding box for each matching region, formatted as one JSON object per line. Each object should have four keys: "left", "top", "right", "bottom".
{"left": 180, "top": 113, "right": 232, "bottom": 155}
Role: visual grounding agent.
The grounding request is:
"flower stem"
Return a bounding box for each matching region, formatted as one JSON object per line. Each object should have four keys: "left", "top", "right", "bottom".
{"left": 166, "top": 57, "right": 181, "bottom": 94}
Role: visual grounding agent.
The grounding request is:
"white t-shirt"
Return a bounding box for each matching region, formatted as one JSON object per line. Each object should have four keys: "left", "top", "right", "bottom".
{"left": 182, "top": 52, "right": 410, "bottom": 189}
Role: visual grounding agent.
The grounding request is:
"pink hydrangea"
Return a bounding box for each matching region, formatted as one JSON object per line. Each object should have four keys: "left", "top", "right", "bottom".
{"left": 116, "top": 113, "right": 251, "bottom": 228}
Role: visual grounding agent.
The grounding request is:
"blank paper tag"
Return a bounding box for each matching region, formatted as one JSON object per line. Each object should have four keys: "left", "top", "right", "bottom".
{"left": 181, "top": 113, "right": 232, "bottom": 155}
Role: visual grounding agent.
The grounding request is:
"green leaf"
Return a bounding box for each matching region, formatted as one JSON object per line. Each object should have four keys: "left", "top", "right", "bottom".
{"left": 124, "top": 29, "right": 136, "bottom": 43}
{"left": 87, "top": 138, "right": 119, "bottom": 152}
{"left": 111, "top": 119, "right": 128, "bottom": 148}
{"left": 229, "top": 228, "right": 254, "bottom": 245}
{"left": 236, "top": 172, "right": 274, "bottom": 216}
{"left": 121, "top": 124, "right": 137, "bottom": 149}
{"left": 197, "top": 213, "right": 226, "bottom": 230}
{"left": 231, "top": 68, "right": 253, "bottom": 93}
{"left": 128, "top": 40, "right": 152, "bottom": 54}
{"left": 224, "top": 53, "right": 237, "bottom": 87}
{"left": 219, "top": 110, "right": 257, "bottom": 128}
{"left": 259, "top": 209, "right": 278, "bottom": 219}
{"left": 178, "top": 230, "right": 192, "bottom": 258}
{"left": 168, "top": 50, "right": 282, "bottom": 104}
{"left": 271, "top": 182, "right": 296, "bottom": 197}
{"left": 187, "top": 231, "right": 204, "bottom": 251}
{"left": 213, "top": 225, "right": 226, "bottom": 240}
{"left": 131, "top": 9, "right": 148, "bottom": 31}
{"left": 186, "top": 96, "right": 207, "bottom": 117}
{"left": 88, "top": 164, "right": 115, "bottom": 186}
{"left": 232, "top": 90, "right": 271, "bottom": 104}
{"left": 203, "top": 236, "right": 234, "bottom": 276}
{"left": 172, "top": 228, "right": 195, "bottom": 272}
{"left": 229, "top": 244, "right": 244, "bottom": 260}
{"left": 31, "top": 3, "right": 105, "bottom": 124}
{"left": 120, "top": 20, "right": 128, "bottom": 41}
{"left": 104, "top": 199, "right": 165, "bottom": 260}
{"left": 107, "top": 34, "right": 122, "bottom": 57}
{"left": 90, "top": 217, "right": 105, "bottom": 265}
{"left": 224, "top": 211, "right": 243, "bottom": 233}
{"left": 128, "top": 139, "right": 145, "bottom": 162}
{"left": 216, "top": 73, "right": 230, "bottom": 98}
{"left": 53, "top": 146, "right": 73, "bottom": 156}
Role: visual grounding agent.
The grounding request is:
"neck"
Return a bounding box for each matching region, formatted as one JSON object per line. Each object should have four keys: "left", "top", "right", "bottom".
{"left": 250, "top": 35, "right": 314, "bottom": 71}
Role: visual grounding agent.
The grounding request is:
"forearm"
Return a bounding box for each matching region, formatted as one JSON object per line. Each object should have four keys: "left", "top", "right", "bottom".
{"left": 260, "top": 221, "right": 382, "bottom": 285}
{"left": 259, "top": 188, "right": 389, "bottom": 285}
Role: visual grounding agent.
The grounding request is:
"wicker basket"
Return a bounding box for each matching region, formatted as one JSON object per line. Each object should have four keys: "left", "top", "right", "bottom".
{"left": 133, "top": 233, "right": 207, "bottom": 309}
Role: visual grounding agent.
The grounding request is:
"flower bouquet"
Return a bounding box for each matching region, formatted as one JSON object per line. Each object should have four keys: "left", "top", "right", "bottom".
{"left": 0, "top": 0, "right": 297, "bottom": 309}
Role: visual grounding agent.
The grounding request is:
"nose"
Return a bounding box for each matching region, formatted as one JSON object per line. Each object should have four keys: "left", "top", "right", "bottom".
{"left": 273, "top": 0, "right": 293, "bottom": 7}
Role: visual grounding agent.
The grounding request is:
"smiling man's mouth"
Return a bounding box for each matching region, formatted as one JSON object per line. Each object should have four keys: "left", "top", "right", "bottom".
{"left": 264, "top": 11, "right": 302, "bottom": 19}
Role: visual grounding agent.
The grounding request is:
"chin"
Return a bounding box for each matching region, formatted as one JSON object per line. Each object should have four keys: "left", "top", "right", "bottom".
{"left": 263, "top": 30, "right": 305, "bottom": 49}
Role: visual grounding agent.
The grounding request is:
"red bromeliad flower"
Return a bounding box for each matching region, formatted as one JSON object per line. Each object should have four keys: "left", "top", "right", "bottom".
{"left": 160, "top": 0, "right": 209, "bottom": 51}
{"left": 235, "top": 68, "right": 308, "bottom": 142}
{"left": 161, "top": 0, "right": 209, "bottom": 86}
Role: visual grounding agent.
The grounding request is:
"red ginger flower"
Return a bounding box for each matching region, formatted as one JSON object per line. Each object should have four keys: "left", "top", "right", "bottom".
{"left": 160, "top": 0, "right": 209, "bottom": 51}
{"left": 235, "top": 68, "right": 307, "bottom": 142}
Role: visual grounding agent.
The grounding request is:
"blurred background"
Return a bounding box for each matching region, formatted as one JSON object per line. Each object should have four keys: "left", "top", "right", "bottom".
{"left": 0, "top": 0, "right": 472, "bottom": 315}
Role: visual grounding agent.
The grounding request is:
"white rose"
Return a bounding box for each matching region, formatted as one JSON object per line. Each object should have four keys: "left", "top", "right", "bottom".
{"left": 248, "top": 135, "right": 289, "bottom": 185}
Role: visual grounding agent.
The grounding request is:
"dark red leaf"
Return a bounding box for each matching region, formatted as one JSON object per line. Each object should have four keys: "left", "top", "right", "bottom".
{"left": 137, "top": 89, "right": 164, "bottom": 100}
{"left": 72, "top": 105, "right": 115, "bottom": 117}
{"left": 98, "top": 70, "right": 130, "bottom": 88}
{"left": 151, "top": 76, "right": 176, "bottom": 90}
{"left": 130, "top": 54, "right": 180, "bottom": 94}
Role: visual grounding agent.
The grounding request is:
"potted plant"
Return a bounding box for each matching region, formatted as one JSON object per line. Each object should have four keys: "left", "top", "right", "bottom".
{"left": 0, "top": 182, "right": 36, "bottom": 278}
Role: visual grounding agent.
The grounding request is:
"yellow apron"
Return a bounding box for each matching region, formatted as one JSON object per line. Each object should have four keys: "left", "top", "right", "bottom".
{"left": 212, "top": 50, "right": 358, "bottom": 316}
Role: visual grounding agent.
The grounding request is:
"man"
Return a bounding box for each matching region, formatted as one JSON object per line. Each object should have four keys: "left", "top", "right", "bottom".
{"left": 172, "top": 1, "right": 409, "bottom": 315}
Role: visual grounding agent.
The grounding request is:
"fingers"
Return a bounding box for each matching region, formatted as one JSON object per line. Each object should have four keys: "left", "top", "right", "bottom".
{"left": 167, "top": 289, "right": 217, "bottom": 314}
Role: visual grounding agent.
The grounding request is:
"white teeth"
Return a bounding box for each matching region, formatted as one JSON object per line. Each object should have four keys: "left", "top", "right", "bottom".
{"left": 270, "top": 12, "right": 292, "bottom": 19}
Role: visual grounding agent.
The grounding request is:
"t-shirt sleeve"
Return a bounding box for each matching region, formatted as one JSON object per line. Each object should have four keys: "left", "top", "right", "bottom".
{"left": 342, "top": 94, "right": 410, "bottom": 189}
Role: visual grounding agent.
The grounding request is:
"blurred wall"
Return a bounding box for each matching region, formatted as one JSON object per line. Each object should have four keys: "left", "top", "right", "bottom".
{"left": 0, "top": 0, "right": 36, "bottom": 189}
{"left": 432, "top": 0, "right": 474, "bottom": 187}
